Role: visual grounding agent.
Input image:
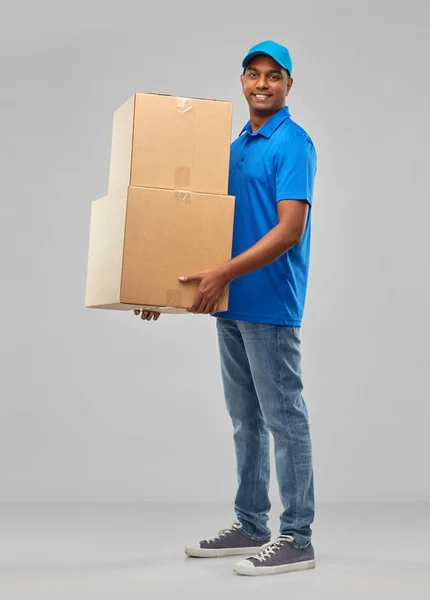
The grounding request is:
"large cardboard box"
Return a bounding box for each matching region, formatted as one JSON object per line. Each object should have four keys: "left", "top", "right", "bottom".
{"left": 108, "top": 93, "right": 232, "bottom": 196}
{"left": 85, "top": 186, "right": 235, "bottom": 313}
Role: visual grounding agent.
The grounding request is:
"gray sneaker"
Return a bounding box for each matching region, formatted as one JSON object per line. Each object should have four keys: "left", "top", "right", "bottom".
{"left": 184, "top": 520, "right": 269, "bottom": 558}
{"left": 233, "top": 534, "right": 315, "bottom": 576}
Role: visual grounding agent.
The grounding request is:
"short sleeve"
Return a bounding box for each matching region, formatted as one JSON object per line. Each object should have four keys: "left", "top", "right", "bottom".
{"left": 274, "top": 134, "right": 317, "bottom": 205}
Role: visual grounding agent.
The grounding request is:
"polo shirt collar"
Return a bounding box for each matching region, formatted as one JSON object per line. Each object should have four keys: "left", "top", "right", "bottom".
{"left": 239, "top": 106, "right": 291, "bottom": 138}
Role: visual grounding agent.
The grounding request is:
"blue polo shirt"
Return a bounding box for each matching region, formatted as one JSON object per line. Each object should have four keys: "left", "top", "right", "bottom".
{"left": 215, "top": 106, "right": 317, "bottom": 326}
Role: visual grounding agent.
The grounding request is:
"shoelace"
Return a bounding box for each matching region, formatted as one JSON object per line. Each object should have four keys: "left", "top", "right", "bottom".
{"left": 253, "top": 534, "right": 294, "bottom": 562}
{"left": 203, "top": 519, "right": 243, "bottom": 543}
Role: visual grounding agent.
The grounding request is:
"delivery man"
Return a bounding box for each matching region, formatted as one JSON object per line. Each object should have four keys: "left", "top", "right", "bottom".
{"left": 135, "top": 40, "right": 317, "bottom": 577}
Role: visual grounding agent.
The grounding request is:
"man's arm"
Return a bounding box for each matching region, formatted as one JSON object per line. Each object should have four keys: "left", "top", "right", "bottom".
{"left": 179, "top": 199, "right": 309, "bottom": 314}
{"left": 220, "top": 199, "right": 309, "bottom": 282}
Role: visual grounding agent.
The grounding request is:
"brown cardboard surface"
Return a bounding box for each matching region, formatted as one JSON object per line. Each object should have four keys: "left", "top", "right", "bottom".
{"left": 85, "top": 186, "right": 235, "bottom": 313}
{"left": 108, "top": 93, "right": 232, "bottom": 196}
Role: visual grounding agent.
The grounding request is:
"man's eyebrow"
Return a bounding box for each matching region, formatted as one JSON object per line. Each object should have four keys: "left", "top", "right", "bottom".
{"left": 246, "top": 67, "right": 283, "bottom": 75}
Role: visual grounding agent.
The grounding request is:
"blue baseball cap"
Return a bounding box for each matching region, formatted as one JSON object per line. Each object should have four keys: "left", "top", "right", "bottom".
{"left": 242, "top": 40, "right": 293, "bottom": 76}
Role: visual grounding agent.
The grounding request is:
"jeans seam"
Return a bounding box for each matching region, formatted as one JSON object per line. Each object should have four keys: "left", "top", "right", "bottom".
{"left": 277, "top": 326, "right": 299, "bottom": 535}
{"left": 228, "top": 321, "right": 267, "bottom": 541}
{"left": 253, "top": 403, "right": 268, "bottom": 535}
{"left": 248, "top": 342, "right": 266, "bottom": 537}
{"left": 250, "top": 401, "right": 259, "bottom": 529}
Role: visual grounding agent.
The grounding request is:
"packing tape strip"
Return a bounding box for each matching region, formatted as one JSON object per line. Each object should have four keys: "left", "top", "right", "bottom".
{"left": 166, "top": 289, "right": 182, "bottom": 306}
{"left": 175, "top": 166, "right": 190, "bottom": 190}
{"left": 176, "top": 97, "right": 193, "bottom": 113}
{"left": 175, "top": 190, "right": 191, "bottom": 204}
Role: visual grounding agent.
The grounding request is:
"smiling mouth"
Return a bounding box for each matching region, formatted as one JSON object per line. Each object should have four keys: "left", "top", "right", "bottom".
{"left": 253, "top": 94, "right": 272, "bottom": 100}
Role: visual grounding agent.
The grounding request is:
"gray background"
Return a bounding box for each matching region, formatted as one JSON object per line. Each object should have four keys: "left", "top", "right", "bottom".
{"left": 1, "top": 0, "right": 429, "bottom": 504}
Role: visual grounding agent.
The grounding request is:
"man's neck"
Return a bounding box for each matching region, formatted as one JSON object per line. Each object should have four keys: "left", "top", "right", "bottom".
{"left": 249, "top": 115, "right": 270, "bottom": 133}
{"left": 249, "top": 106, "right": 284, "bottom": 133}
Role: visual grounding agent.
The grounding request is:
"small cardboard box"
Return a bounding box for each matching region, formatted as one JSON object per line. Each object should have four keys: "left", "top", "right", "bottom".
{"left": 108, "top": 93, "right": 232, "bottom": 196}
{"left": 85, "top": 186, "right": 235, "bottom": 313}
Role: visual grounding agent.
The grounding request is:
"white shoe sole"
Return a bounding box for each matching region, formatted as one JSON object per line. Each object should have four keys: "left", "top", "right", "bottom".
{"left": 184, "top": 545, "right": 264, "bottom": 558}
{"left": 233, "top": 558, "right": 316, "bottom": 576}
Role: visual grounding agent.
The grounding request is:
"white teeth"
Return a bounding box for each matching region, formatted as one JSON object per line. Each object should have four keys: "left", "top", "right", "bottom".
{"left": 255, "top": 94, "right": 269, "bottom": 98}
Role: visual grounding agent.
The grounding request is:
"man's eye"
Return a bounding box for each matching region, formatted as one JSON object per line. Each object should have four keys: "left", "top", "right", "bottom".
{"left": 270, "top": 76, "right": 280, "bottom": 80}
{"left": 248, "top": 72, "right": 257, "bottom": 77}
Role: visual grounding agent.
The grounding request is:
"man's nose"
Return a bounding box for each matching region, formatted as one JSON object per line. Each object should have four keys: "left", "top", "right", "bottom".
{"left": 256, "top": 77, "right": 268, "bottom": 89}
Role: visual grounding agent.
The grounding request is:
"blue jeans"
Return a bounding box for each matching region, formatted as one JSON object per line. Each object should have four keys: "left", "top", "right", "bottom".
{"left": 216, "top": 318, "right": 315, "bottom": 548}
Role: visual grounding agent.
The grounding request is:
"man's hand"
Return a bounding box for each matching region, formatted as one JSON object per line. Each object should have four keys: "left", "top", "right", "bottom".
{"left": 179, "top": 267, "right": 230, "bottom": 314}
{"left": 134, "top": 309, "right": 161, "bottom": 321}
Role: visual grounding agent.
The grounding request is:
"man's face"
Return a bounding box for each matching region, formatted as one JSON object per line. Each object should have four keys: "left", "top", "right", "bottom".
{"left": 241, "top": 55, "right": 293, "bottom": 117}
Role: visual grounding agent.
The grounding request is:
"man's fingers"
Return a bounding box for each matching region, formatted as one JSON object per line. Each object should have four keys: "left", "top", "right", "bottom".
{"left": 179, "top": 274, "right": 201, "bottom": 283}
{"left": 188, "top": 294, "right": 220, "bottom": 314}
{"left": 201, "top": 295, "right": 220, "bottom": 314}
{"left": 134, "top": 309, "right": 161, "bottom": 320}
{"left": 196, "top": 297, "right": 212, "bottom": 314}
{"left": 148, "top": 312, "right": 161, "bottom": 320}
{"left": 202, "top": 301, "right": 213, "bottom": 314}
{"left": 187, "top": 291, "right": 202, "bottom": 313}
{"left": 210, "top": 303, "right": 219, "bottom": 316}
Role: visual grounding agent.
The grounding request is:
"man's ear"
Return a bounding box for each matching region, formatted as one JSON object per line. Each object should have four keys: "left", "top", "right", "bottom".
{"left": 286, "top": 77, "right": 294, "bottom": 96}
